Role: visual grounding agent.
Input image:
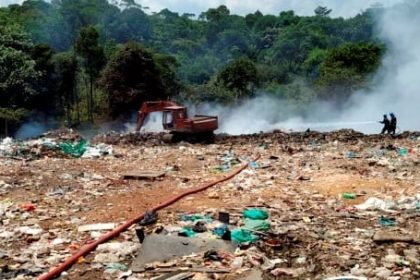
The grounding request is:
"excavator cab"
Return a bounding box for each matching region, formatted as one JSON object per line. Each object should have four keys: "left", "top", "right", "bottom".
{"left": 162, "top": 106, "right": 187, "bottom": 130}
{"left": 162, "top": 110, "right": 174, "bottom": 129}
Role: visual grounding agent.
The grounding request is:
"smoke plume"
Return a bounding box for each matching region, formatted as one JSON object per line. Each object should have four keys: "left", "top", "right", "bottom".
{"left": 14, "top": 120, "right": 59, "bottom": 139}
{"left": 186, "top": 0, "right": 420, "bottom": 135}
{"left": 340, "top": 0, "right": 420, "bottom": 133}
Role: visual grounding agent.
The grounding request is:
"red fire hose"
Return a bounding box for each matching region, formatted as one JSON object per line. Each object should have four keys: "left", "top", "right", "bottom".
{"left": 38, "top": 155, "right": 260, "bottom": 280}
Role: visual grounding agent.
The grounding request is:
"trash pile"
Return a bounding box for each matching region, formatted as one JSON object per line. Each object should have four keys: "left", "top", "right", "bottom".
{"left": 0, "top": 136, "right": 112, "bottom": 160}
{"left": 59, "top": 139, "right": 113, "bottom": 158}
{"left": 0, "top": 129, "right": 419, "bottom": 279}
{"left": 0, "top": 137, "right": 15, "bottom": 157}
{"left": 107, "top": 195, "right": 419, "bottom": 280}
{"left": 91, "top": 131, "right": 164, "bottom": 145}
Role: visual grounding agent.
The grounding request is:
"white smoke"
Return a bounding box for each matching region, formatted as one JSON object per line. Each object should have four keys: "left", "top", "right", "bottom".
{"left": 186, "top": 0, "right": 420, "bottom": 135}
{"left": 15, "top": 122, "right": 49, "bottom": 139}
{"left": 139, "top": 112, "right": 165, "bottom": 132}
{"left": 340, "top": 0, "right": 420, "bottom": 133}
{"left": 190, "top": 97, "right": 375, "bottom": 134}
{"left": 14, "top": 120, "right": 60, "bottom": 139}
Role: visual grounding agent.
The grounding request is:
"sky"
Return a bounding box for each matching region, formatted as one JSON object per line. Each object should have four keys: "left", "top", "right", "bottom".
{"left": 137, "top": 0, "right": 403, "bottom": 17}
{"left": 0, "top": 0, "right": 404, "bottom": 17}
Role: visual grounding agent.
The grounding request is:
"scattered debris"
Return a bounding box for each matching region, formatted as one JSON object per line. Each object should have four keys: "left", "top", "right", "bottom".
{"left": 131, "top": 234, "right": 235, "bottom": 272}
{"left": 373, "top": 231, "right": 420, "bottom": 244}
{"left": 1, "top": 129, "right": 419, "bottom": 279}
{"left": 78, "top": 223, "right": 116, "bottom": 232}
{"left": 123, "top": 170, "right": 166, "bottom": 180}
{"left": 139, "top": 211, "right": 159, "bottom": 226}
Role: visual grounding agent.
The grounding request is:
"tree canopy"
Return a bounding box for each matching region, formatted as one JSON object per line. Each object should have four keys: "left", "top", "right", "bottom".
{"left": 0, "top": 0, "right": 391, "bottom": 136}
{"left": 100, "top": 42, "right": 172, "bottom": 117}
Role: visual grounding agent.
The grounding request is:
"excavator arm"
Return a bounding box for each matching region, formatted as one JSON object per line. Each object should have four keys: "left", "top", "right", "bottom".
{"left": 136, "top": 101, "right": 179, "bottom": 131}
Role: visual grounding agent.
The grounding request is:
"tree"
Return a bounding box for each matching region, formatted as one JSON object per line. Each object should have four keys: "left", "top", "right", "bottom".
{"left": 0, "top": 108, "right": 27, "bottom": 136}
{"left": 200, "top": 5, "right": 231, "bottom": 45}
{"left": 100, "top": 42, "right": 172, "bottom": 117}
{"left": 303, "top": 48, "right": 328, "bottom": 80}
{"left": 216, "top": 57, "right": 259, "bottom": 100}
{"left": 278, "top": 11, "right": 299, "bottom": 27}
{"left": 106, "top": 7, "right": 151, "bottom": 43}
{"left": 245, "top": 10, "right": 263, "bottom": 29}
{"left": 30, "top": 43, "right": 57, "bottom": 114}
{"left": 59, "top": 0, "right": 102, "bottom": 42}
{"left": 200, "top": 5, "right": 230, "bottom": 22}
{"left": 53, "top": 51, "right": 78, "bottom": 124}
{"left": 182, "top": 82, "right": 234, "bottom": 104}
{"left": 179, "top": 53, "right": 222, "bottom": 85}
{"left": 154, "top": 54, "right": 182, "bottom": 97}
{"left": 75, "top": 25, "right": 105, "bottom": 122}
{"left": 0, "top": 23, "right": 39, "bottom": 135}
{"left": 317, "top": 42, "right": 384, "bottom": 99}
{"left": 315, "top": 6, "right": 332, "bottom": 17}
{"left": 0, "top": 0, "right": 390, "bottom": 121}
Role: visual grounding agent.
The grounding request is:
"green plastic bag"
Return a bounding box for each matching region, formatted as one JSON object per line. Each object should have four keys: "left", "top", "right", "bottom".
{"left": 379, "top": 216, "right": 396, "bottom": 227}
{"left": 231, "top": 229, "right": 259, "bottom": 244}
{"left": 342, "top": 192, "right": 356, "bottom": 199}
{"left": 179, "top": 227, "right": 196, "bottom": 237}
{"left": 243, "top": 219, "right": 271, "bottom": 232}
{"left": 60, "top": 139, "right": 87, "bottom": 157}
{"left": 243, "top": 208, "right": 269, "bottom": 220}
{"left": 105, "top": 263, "right": 128, "bottom": 271}
{"left": 398, "top": 148, "right": 408, "bottom": 156}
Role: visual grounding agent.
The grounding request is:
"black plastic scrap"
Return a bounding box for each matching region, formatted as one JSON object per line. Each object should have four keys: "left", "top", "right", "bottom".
{"left": 139, "top": 210, "right": 158, "bottom": 226}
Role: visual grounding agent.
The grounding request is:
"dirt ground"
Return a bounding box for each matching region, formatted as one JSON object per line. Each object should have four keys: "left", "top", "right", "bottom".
{"left": 0, "top": 130, "right": 419, "bottom": 279}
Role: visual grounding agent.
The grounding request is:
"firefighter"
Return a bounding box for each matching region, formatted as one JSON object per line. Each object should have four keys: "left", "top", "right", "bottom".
{"left": 389, "top": 113, "right": 397, "bottom": 135}
{"left": 379, "top": 114, "right": 390, "bottom": 134}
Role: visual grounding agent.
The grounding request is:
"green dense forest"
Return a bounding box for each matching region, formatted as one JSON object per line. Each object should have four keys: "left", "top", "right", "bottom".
{"left": 0, "top": 0, "right": 387, "bottom": 136}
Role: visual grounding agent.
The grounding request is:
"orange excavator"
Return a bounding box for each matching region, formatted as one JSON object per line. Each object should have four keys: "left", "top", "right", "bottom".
{"left": 136, "top": 101, "right": 218, "bottom": 142}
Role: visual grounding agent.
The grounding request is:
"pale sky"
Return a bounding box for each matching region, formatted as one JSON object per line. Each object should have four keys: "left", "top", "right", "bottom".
{"left": 0, "top": 0, "right": 404, "bottom": 17}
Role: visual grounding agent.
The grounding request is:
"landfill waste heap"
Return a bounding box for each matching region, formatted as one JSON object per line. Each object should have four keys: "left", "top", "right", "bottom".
{"left": 0, "top": 128, "right": 419, "bottom": 280}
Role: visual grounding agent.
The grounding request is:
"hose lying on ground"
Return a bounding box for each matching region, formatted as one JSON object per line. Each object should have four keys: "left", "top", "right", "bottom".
{"left": 38, "top": 154, "right": 260, "bottom": 280}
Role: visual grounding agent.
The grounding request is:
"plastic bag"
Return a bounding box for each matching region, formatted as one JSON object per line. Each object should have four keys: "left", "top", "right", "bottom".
{"left": 379, "top": 216, "right": 396, "bottom": 227}
{"left": 398, "top": 148, "right": 408, "bottom": 156}
{"left": 60, "top": 139, "right": 87, "bottom": 157}
{"left": 342, "top": 193, "right": 356, "bottom": 199}
{"left": 243, "top": 208, "right": 269, "bottom": 220}
{"left": 346, "top": 151, "right": 357, "bottom": 158}
{"left": 231, "top": 229, "right": 258, "bottom": 243}
{"left": 355, "top": 197, "right": 396, "bottom": 211}
{"left": 105, "top": 263, "right": 128, "bottom": 271}
{"left": 178, "top": 227, "right": 196, "bottom": 237}
{"left": 249, "top": 161, "right": 259, "bottom": 168}
{"left": 243, "top": 219, "right": 271, "bottom": 232}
